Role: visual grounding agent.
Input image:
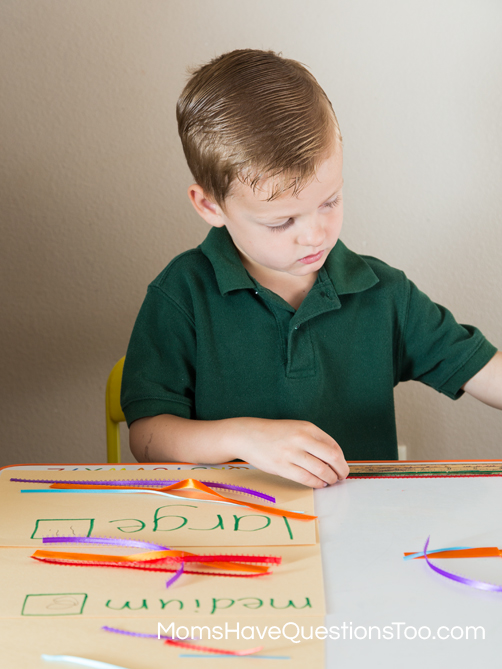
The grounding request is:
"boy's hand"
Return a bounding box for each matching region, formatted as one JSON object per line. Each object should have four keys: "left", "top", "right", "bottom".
{"left": 130, "top": 414, "right": 349, "bottom": 489}
{"left": 227, "top": 418, "right": 349, "bottom": 488}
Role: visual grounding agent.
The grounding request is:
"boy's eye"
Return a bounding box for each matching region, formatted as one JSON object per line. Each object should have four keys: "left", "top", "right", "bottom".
{"left": 324, "top": 196, "right": 340, "bottom": 209}
{"left": 269, "top": 218, "right": 294, "bottom": 232}
{"left": 266, "top": 196, "right": 340, "bottom": 232}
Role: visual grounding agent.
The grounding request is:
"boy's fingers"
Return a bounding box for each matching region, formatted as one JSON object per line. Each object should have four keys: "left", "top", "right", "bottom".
{"left": 310, "top": 445, "right": 349, "bottom": 481}
{"left": 293, "top": 451, "right": 340, "bottom": 486}
{"left": 283, "top": 463, "right": 333, "bottom": 489}
{"left": 328, "top": 458, "right": 350, "bottom": 481}
{"left": 244, "top": 418, "right": 349, "bottom": 487}
{"left": 304, "top": 436, "right": 349, "bottom": 481}
{"left": 254, "top": 451, "right": 346, "bottom": 489}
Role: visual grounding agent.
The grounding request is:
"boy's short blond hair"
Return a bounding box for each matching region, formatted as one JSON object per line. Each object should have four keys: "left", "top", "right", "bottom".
{"left": 176, "top": 49, "right": 342, "bottom": 207}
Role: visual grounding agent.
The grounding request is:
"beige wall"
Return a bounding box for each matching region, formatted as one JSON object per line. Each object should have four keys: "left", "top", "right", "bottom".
{"left": 1, "top": 0, "right": 500, "bottom": 466}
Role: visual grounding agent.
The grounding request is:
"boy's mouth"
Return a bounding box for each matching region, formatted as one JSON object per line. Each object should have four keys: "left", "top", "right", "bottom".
{"left": 298, "top": 250, "right": 324, "bottom": 264}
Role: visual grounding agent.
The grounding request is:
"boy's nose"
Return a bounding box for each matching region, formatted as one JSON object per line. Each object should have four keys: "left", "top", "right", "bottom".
{"left": 298, "top": 218, "right": 325, "bottom": 247}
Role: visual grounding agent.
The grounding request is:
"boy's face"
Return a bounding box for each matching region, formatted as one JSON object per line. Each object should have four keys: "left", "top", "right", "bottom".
{"left": 190, "top": 145, "right": 344, "bottom": 288}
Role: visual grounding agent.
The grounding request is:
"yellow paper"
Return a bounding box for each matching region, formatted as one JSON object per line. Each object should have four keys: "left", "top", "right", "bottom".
{"left": 1, "top": 615, "right": 325, "bottom": 668}
{"left": 0, "top": 469, "right": 316, "bottom": 547}
{"left": 0, "top": 466, "right": 326, "bottom": 667}
{"left": 0, "top": 544, "right": 324, "bottom": 619}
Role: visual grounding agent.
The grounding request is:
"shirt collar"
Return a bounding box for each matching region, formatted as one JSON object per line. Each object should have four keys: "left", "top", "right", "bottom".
{"left": 200, "top": 226, "right": 379, "bottom": 297}
{"left": 200, "top": 227, "right": 257, "bottom": 295}
{"left": 322, "top": 239, "right": 379, "bottom": 295}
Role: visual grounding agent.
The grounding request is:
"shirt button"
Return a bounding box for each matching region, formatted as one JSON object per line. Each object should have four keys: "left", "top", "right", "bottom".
{"left": 326, "top": 290, "right": 332, "bottom": 298}
{"left": 320, "top": 291, "right": 326, "bottom": 297}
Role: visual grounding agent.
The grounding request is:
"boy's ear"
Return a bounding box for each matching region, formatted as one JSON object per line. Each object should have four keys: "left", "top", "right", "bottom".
{"left": 187, "top": 185, "right": 225, "bottom": 228}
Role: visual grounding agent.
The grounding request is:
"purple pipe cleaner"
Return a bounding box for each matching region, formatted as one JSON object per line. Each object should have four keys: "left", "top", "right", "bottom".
{"left": 101, "top": 626, "right": 178, "bottom": 640}
{"left": 102, "top": 626, "right": 166, "bottom": 639}
{"left": 42, "top": 536, "right": 188, "bottom": 589}
{"left": 42, "top": 537, "right": 169, "bottom": 551}
{"left": 165, "top": 562, "right": 184, "bottom": 589}
{"left": 11, "top": 478, "right": 275, "bottom": 503}
{"left": 102, "top": 625, "right": 196, "bottom": 642}
{"left": 424, "top": 536, "right": 502, "bottom": 592}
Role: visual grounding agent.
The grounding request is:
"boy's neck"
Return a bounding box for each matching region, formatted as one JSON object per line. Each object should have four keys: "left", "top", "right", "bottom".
{"left": 271, "top": 275, "right": 319, "bottom": 310}
{"left": 242, "top": 259, "right": 319, "bottom": 310}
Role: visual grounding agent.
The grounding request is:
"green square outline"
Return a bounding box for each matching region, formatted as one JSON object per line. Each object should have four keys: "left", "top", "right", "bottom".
{"left": 21, "top": 592, "right": 88, "bottom": 616}
{"left": 30, "top": 518, "right": 95, "bottom": 539}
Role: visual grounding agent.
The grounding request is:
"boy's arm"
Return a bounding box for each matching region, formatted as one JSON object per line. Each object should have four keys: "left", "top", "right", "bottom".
{"left": 129, "top": 414, "right": 349, "bottom": 489}
{"left": 462, "top": 351, "right": 502, "bottom": 409}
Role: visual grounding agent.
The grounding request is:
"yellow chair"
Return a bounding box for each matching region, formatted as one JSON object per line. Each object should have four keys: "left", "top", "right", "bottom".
{"left": 105, "top": 356, "right": 126, "bottom": 462}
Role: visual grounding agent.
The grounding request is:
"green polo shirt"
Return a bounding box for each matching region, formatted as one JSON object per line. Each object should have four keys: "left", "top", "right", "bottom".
{"left": 121, "top": 227, "right": 497, "bottom": 460}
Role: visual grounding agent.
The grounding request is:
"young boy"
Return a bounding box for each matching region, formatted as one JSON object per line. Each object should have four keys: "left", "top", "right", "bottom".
{"left": 121, "top": 49, "right": 501, "bottom": 488}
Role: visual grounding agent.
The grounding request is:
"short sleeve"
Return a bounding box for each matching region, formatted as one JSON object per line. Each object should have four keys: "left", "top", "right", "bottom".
{"left": 398, "top": 279, "right": 497, "bottom": 399}
{"left": 120, "top": 285, "right": 197, "bottom": 426}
